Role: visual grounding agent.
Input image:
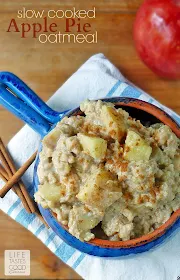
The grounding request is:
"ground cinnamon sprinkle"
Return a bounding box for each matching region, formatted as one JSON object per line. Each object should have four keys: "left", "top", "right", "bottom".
{"left": 118, "top": 131, "right": 125, "bottom": 142}
{"left": 135, "top": 139, "right": 141, "bottom": 146}
{"left": 81, "top": 123, "right": 88, "bottom": 133}
{"left": 109, "top": 121, "right": 113, "bottom": 127}
{"left": 118, "top": 161, "right": 128, "bottom": 172}
{"left": 138, "top": 195, "right": 150, "bottom": 204}
{"left": 124, "top": 146, "right": 130, "bottom": 153}
{"left": 152, "top": 142, "right": 158, "bottom": 149}
{"left": 82, "top": 123, "right": 99, "bottom": 135}
{"left": 138, "top": 196, "right": 143, "bottom": 204}
{"left": 118, "top": 175, "right": 127, "bottom": 182}
{"left": 110, "top": 129, "right": 116, "bottom": 138}
{"left": 124, "top": 191, "right": 133, "bottom": 201}
{"left": 131, "top": 124, "right": 138, "bottom": 130}
{"left": 71, "top": 142, "right": 76, "bottom": 149}
{"left": 63, "top": 177, "right": 68, "bottom": 184}
{"left": 150, "top": 188, "right": 156, "bottom": 198}
{"left": 61, "top": 190, "right": 65, "bottom": 196}
{"left": 143, "top": 195, "right": 150, "bottom": 202}
{"left": 98, "top": 163, "right": 104, "bottom": 169}
{"left": 106, "top": 159, "right": 113, "bottom": 165}
{"left": 84, "top": 205, "right": 90, "bottom": 212}
{"left": 154, "top": 186, "right": 161, "bottom": 194}
{"left": 79, "top": 158, "right": 84, "bottom": 164}
{"left": 151, "top": 198, "right": 156, "bottom": 204}
{"left": 95, "top": 127, "right": 100, "bottom": 134}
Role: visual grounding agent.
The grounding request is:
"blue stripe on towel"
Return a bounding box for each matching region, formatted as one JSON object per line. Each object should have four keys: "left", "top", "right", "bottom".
{"left": 15, "top": 209, "right": 36, "bottom": 228}
{"left": 148, "top": 97, "right": 154, "bottom": 104}
{"left": 106, "top": 80, "right": 121, "bottom": 97}
{"left": 7, "top": 187, "right": 34, "bottom": 216}
{"left": 34, "top": 224, "right": 45, "bottom": 236}
{"left": 45, "top": 232, "right": 56, "bottom": 246}
{"left": 120, "top": 85, "right": 141, "bottom": 98}
{"left": 72, "top": 253, "right": 86, "bottom": 269}
{"left": 7, "top": 198, "right": 21, "bottom": 215}
{"left": 54, "top": 242, "right": 76, "bottom": 262}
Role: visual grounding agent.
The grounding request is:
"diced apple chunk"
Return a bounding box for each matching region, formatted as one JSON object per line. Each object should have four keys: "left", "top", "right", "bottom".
{"left": 39, "top": 183, "right": 65, "bottom": 203}
{"left": 78, "top": 133, "right": 107, "bottom": 160}
{"left": 68, "top": 205, "right": 100, "bottom": 241}
{"left": 77, "top": 169, "right": 122, "bottom": 214}
{"left": 173, "top": 155, "right": 180, "bottom": 171}
{"left": 101, "top": 106, "right": 126, "bottom": 141}
{"left": 124, "top": 130, "right": 152, "bottom": 161}
{"left": 151, "top": 146, "right": 167, "bottom": 165}
{"left": 43, "top": 128, "right": 61, "bottom": 148}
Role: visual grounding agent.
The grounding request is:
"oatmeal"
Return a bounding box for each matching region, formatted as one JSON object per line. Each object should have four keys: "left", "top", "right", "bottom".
{"left": 34, "top": 100, "right": 180, "bottom": 241}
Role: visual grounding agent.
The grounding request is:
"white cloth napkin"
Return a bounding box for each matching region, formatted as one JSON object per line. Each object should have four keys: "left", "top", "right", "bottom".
{"left": 0, "top": 53, "right": 179, "bottom": 280}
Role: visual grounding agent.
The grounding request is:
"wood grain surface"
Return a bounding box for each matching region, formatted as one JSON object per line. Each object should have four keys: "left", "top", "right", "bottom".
{"left": 0, "top": 0, "right": 179, "bottom": 279}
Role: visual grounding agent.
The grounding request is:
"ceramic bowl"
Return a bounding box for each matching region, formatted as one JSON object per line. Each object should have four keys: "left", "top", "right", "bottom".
{"left": 0, "top": 72, "right": 179, "bottom": 257}
{"left": 34, "top": 97, "right": 180, "bottom": 257}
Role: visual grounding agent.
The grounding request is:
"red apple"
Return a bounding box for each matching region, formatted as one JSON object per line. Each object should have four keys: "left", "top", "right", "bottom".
{"left": 133, "top": 0, "right": 180, "bottom": 79}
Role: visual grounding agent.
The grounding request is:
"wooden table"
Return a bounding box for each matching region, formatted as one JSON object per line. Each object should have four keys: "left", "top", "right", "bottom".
{"left": 0, "top": 0, "right": 179, "bottom": 279}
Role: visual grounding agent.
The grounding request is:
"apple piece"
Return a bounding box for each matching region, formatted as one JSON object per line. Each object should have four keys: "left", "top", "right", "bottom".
{"left": 43, "top": 128, "right": 61, "bottom": 148}
{"left": 38, "top": 183, "right": 65, "bottom": 203}
{"left": 77, "top": 169, "right": 122, "bottom": 214}
{"left": 124, "top": 130, "right": 152, "bottom": 161}
{"left": 68, "top": 205, "right": 101, "bottom": 241}
{"left": 101, "top": 106, "right": 126, "bottom": 141}
{"left": 78, "top": 133, "right": 107, "bottom": 160}
{"left": 173, "top": 155, "right": 180, "bottom": 171}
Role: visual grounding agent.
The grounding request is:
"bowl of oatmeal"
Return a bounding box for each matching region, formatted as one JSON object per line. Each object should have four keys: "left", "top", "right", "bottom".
{"left": 0, "top": 72, "right": 179, "bottom": 257}
{"left": 34, "top": 98, "right": 180, "bottom": 256}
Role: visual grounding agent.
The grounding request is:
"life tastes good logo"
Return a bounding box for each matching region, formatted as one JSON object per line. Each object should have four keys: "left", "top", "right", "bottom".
{"left": 6, "top": 7, "right": 97, "bottom": 44}
{"left": 4, "top": 250, "right": 30, "bottom": 276}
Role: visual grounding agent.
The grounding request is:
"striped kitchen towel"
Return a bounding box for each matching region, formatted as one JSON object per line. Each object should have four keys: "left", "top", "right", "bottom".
{"left": 0, "top": 54, "right": 179, "bottom": 280}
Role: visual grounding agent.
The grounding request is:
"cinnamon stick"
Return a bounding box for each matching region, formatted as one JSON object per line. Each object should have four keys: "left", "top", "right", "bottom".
{"left": 0, "top": 150, "right": 12, "bottom": 178}
{"left": 0, "top": 168, "right": 48, "bottom": 227}
{"left": 0, "top": 145, "right": 37, "bottom": 212}
{"left": 0, "top": 138, "right": 49, "bottom": 228}
{"left": 0, "top": 170, "right": 31, "bottom": 213}
{"left": 0, "top": 148, "right": 21, "bottom": 197}
{"left": 0, "top": 152, "right": 37, "bottom": 198}
{"left": 0, "top": 138, "right": 36, "bottom": 213}
{"left": 0, "top": 171, "right": 7, "bottom": 183}
{"left": 0, "top": 164, "right": 18, "bottom": 195}
{"left": 0, "top": 164, "right": 8, "bottom": 179}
